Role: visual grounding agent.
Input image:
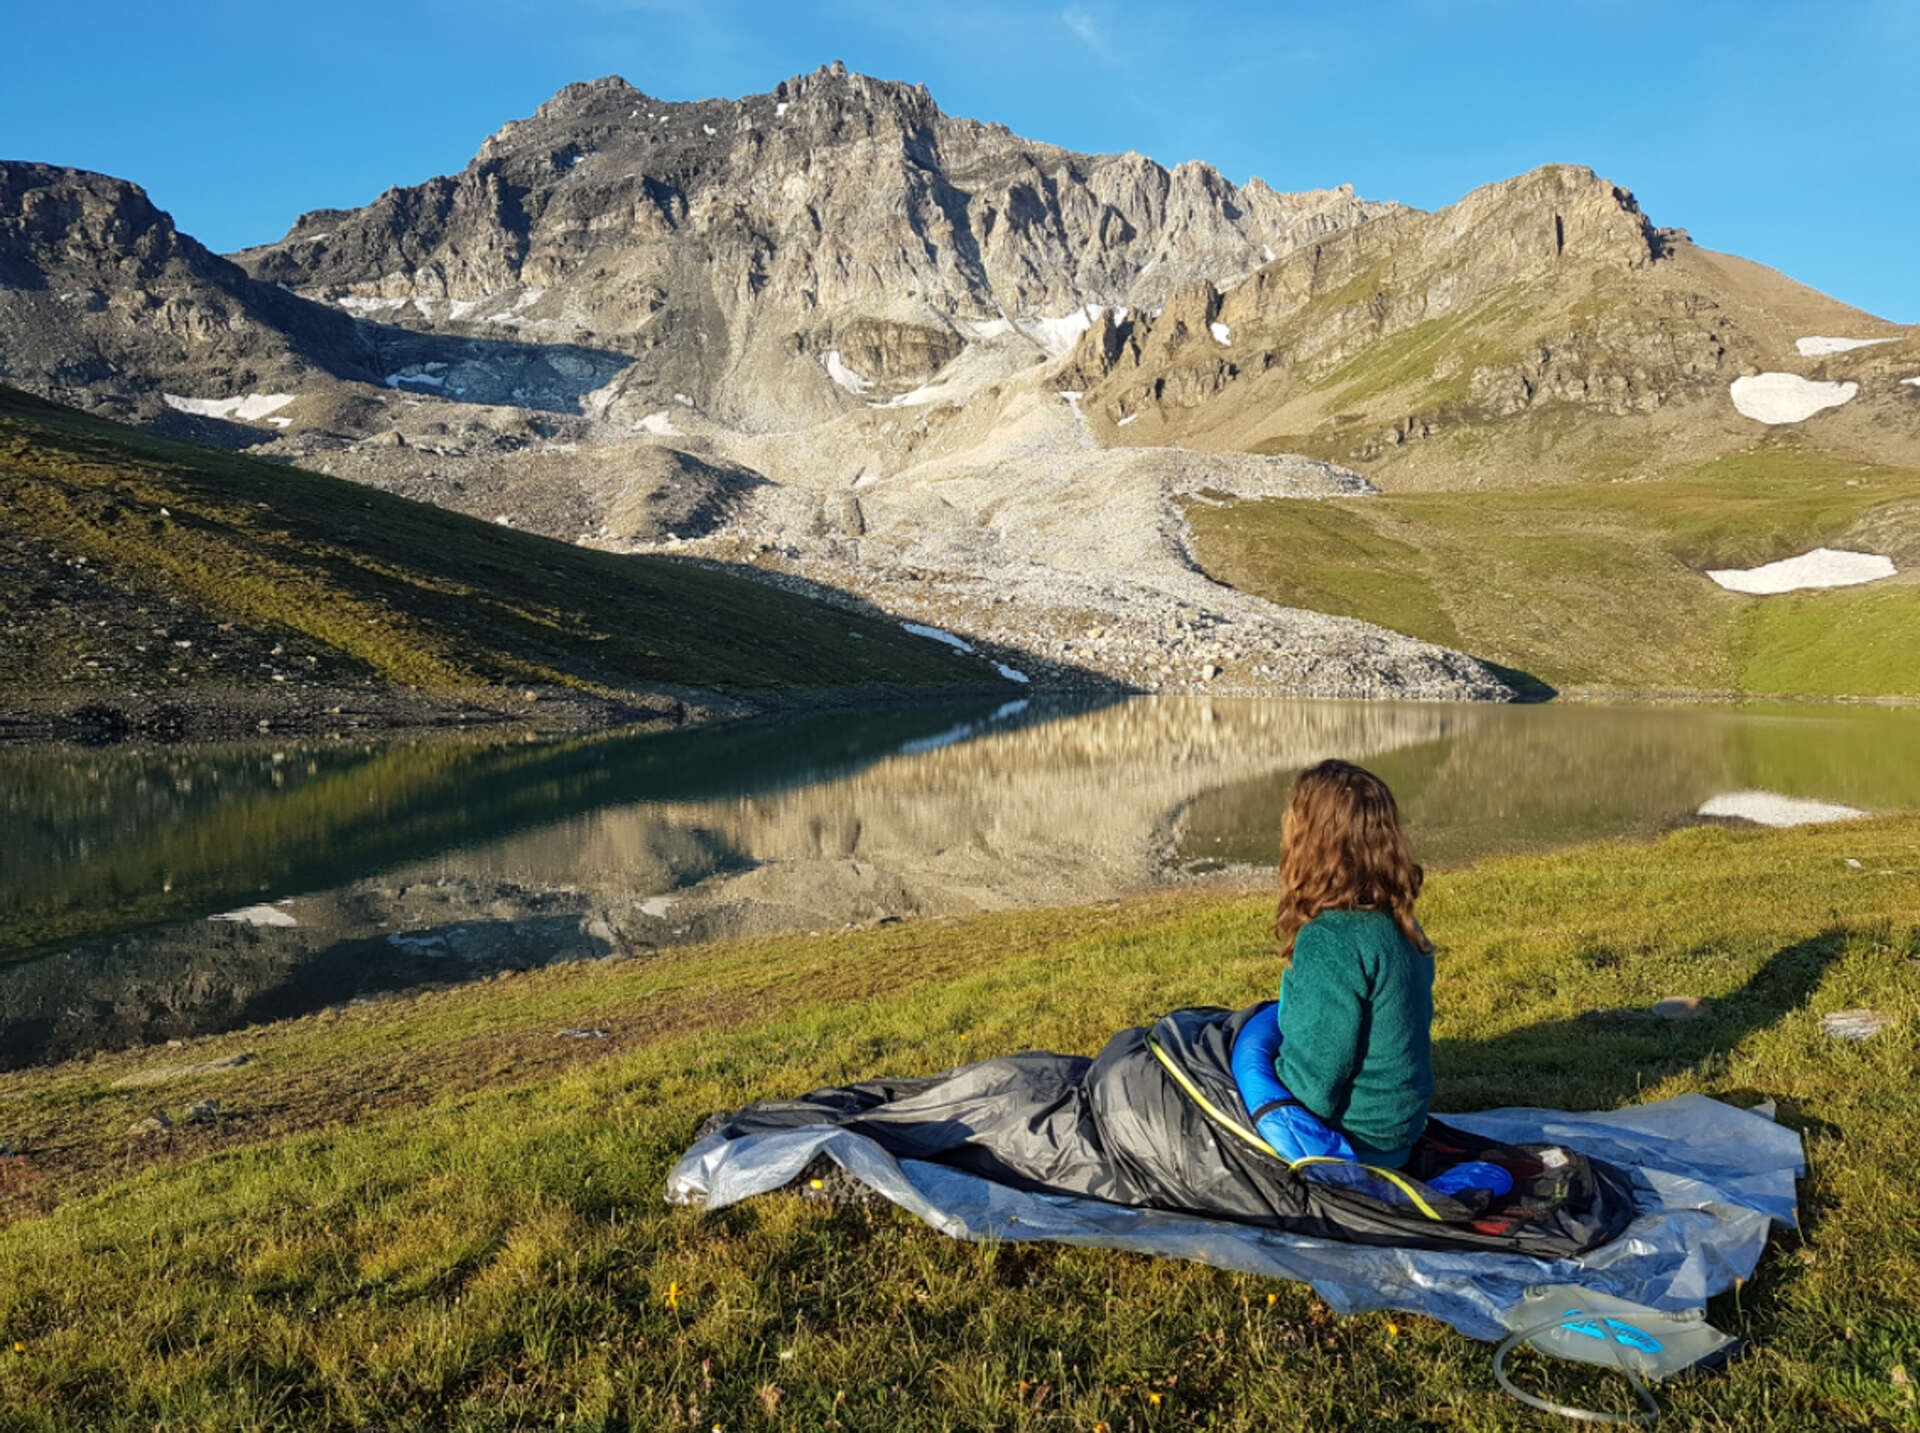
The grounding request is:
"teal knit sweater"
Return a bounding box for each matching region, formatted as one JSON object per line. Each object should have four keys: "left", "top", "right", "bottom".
{"left": 1276, "top": 908, "right": 1434, "bottom": 1168}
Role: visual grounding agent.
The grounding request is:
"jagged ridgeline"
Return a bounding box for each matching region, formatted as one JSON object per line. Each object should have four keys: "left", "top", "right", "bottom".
{"left": 228, "top": 64, "right": 1398, "bottom": 429}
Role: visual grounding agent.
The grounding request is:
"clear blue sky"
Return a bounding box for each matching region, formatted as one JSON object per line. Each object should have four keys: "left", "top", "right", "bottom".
{"left": 4, "top": 0, "right": 1914, "bottom": 320}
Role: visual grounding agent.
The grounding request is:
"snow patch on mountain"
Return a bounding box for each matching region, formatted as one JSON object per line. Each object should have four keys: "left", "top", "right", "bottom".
{"left": 1728, "top": 373, "right": 1858, "bottom": 424}
{"left": 163, "top": 393, "right": 296, "bottom": 422}
{"left": 823, "top": 350, "right": 874, "bottom": 394}
{"left": 1795, "top": 336, "right": 1898, "bottom": 356}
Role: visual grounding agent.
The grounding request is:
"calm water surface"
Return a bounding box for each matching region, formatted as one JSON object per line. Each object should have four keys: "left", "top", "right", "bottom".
{"left": 6, "top": 696, "right": 1918, "bottom": 1067}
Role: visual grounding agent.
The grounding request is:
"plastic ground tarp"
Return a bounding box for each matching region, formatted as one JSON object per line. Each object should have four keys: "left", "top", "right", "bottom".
{"left": 667, "top": 1091, "right": 1801, "bottom": 1341}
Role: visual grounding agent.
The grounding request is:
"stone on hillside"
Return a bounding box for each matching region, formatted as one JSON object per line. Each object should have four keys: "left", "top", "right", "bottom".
{"left": 603, "top": 448, "right": 766, "bottom": 542}
{"left": 1652, "top": 996, "right": 1706, "bottom": 1021}
{"left": 127, "top": 1113, "right": 173, "bottom": 1137}
{"left": 110, "top": 1052, "right": 254, "bottom": 1088}
{"left": 1821, "top": 1009, "right": 1894, "bottom": 1042}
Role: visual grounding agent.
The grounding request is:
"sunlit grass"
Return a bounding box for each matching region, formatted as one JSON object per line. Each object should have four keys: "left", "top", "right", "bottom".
{"left": 1, "top": 815, "right": 1917, "bottom": 1428}
{"left": 0, "top": 384, "right": 991, "bottom": 702}
{"left": 1189, "top": 448, "right": 1920, "bottom": 696}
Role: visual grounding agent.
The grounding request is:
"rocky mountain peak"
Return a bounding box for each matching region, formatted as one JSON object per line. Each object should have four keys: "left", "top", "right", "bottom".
{"left": 1442, "top": 163, "right": 1659, "bottom": 270}
{"left": 0, "top": 162, "right": 372, "bottom": 413}
{"left": 220, "top": 67, "right": 1411, "bottom": 428}
{"left": 0, "top": 163, "right": 228, "bottom": 288}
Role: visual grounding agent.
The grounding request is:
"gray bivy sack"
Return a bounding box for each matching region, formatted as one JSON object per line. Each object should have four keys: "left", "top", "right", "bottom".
{"left": 686, "top": 1006, "right": 1637, "bottom": 1258}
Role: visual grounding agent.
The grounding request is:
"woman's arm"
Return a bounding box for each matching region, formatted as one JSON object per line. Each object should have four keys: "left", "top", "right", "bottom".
{"left": 1276, "top": 925, "right": 1368, "bottom": 1123}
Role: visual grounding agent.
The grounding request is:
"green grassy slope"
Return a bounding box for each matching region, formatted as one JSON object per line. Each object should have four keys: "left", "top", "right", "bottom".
{"left": 0, "top": 385, "right": 997, "bottom": 706}
{"left": 0, "top": 817, "right": 1915, "bottom": 1429}
{"left": 1188, "top": 447, "right": 1920, "bottom": 697}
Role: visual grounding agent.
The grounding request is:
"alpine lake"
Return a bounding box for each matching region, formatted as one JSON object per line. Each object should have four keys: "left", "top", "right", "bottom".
{"left": 7, "top": 696, "right": 1919, "bottom": 1070}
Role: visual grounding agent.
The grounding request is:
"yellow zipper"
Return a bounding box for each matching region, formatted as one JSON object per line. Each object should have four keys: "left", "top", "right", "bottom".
{"left": 1146, "top": 1032, "right": 1443, "bottom": 1222}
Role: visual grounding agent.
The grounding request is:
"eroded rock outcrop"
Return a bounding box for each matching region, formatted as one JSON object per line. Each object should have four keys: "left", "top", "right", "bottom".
{"left": 231, "top": 66, "right": 1402, "bottom": 429}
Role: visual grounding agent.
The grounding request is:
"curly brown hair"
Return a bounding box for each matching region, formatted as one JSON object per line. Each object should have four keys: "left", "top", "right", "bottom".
{"left": 1275, "top": 759, "right": 1432, "bottom": 962}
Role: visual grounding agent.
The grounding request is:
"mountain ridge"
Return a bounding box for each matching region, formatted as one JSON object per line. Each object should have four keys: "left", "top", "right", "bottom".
{"left": 3, "top": 66, "right": 1914, "bottom": 704}
{"left": 227, "top": 62, "right": 1406, "bottom": 429}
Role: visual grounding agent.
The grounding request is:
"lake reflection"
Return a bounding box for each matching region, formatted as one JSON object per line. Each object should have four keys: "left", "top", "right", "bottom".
{"left": 5, "top": 697, "right": 1917, "bottom": 1067}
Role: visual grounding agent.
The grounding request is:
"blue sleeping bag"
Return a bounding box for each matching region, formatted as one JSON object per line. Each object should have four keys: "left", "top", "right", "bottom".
{"left": 1230, "top": 1002, "right": 1513, "bottom": 1202}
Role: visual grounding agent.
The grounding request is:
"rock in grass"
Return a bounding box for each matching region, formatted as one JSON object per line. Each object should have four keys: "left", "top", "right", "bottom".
{"left": 1821, "top": 1009, "right": 1895, "bottom": 1041}
{"left": 127, "top": 1113, "right": 172, "bottom": 1138}
{"left": 110, "top": 1053, "right": 254, "bottom": 1088}
{"left": 1653, "top": 996, "right": 1706, "bottom": 1021}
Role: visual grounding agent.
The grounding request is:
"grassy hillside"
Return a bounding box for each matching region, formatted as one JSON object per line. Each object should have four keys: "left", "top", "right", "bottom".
{"left": 0, "top": 385, "right": 999, "bottom": 716}
{"left": 0, "top": 816, "right": 1915, "bottom": 1429}
{"left": 1188, "top": 446, "right": 1920, "bottom": 698}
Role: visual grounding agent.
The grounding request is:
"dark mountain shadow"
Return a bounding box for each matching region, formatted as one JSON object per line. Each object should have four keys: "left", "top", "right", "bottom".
{"left": 356, "top": 318, "right": 633, "bottom": 414}
{"left": 1435, "top": 929, "right": 1848, "bottom": 1117}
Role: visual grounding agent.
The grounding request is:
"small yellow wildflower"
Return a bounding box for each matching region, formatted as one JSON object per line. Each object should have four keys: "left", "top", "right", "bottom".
{"left": 1148, "top": 1391, "right": 1163, "bottom": 1406}
{"left": 809, "top": 1179, "right": 824, "bottom": 1189}
{"left": 1386, "top": 1321, "right": 1400, "bottom": 1337}
{"left": 1265, "top": 1292, "right": 1278, "bottom": 1306}
{"left": 664, "top": 1281, "right": 683, "bottom": 1309}
{"left": 11, "top": 1341, "right": 23, "bottom": 1354}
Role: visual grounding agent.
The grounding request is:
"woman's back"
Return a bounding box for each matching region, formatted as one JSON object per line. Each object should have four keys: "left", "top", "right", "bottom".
{"left": 1276, "top": 906, "right": 1434, "bottom": 1168}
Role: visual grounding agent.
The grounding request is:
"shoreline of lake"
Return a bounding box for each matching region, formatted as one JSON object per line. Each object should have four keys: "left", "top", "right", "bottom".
{"left": 7, "top": 694, "right": 1919, "bottom": 1071}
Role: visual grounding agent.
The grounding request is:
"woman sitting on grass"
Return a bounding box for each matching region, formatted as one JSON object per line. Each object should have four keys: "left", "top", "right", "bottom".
{"left": 1272, "top": 759, "right": 1436, "bottom": 1171}
{"left": 688, "top": 753, "right": 1633, "bottom": 1254}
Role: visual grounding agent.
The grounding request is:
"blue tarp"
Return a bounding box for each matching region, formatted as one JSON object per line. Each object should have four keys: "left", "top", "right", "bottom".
{"left": 667, "top": 1092, "right": 1800, "bottom": 1340}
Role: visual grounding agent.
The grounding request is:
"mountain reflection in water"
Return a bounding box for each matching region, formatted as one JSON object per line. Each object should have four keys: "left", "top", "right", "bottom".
{"left": 5, "top": 697, "right": 1916, "bottom": 1067}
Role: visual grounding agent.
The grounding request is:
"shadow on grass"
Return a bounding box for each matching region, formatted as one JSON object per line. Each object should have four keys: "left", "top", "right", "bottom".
{"left": 1435, "top": 928, "right": 1847, "bottom": 1115}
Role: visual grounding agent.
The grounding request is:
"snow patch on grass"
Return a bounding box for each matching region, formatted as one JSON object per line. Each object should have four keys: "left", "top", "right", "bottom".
{"left": 1795, "top": 336, "right": 1899, "bottom": 356}
{"left": 210, "top": 904, "right": 298, "bottom": 927}
{"left": 1706, "top": 548, "right": 1895, "bottom": 594}
{"left": 164, "top": 393, "right": 296, "bottom": 423}
{"left": 1729, "top": 373, "right": 1858, "bottom": 424}
{"left": 1698, "top": 791, "right": 1867, "bottom": 826}
{"left": 1210, "top": 322, "right": 1232, "bottom": 345}
{"left": 901, "top": 621, "right": 972, "bottom": 653}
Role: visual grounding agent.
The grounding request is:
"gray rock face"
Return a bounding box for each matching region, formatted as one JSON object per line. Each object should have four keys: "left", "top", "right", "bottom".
{"left": 0, "top": 163, "right": 638, "bottom": 428}
{"left": 231, "top": 66, "right": 1402, "bottom": 429}
{"left": 0, "top": 162, "right": 370, "bottom": 418}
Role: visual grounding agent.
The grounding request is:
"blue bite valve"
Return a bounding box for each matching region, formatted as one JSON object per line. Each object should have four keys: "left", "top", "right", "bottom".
{"left": 1425, "top": 1161, "right": 1515, "bottom": 1199}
